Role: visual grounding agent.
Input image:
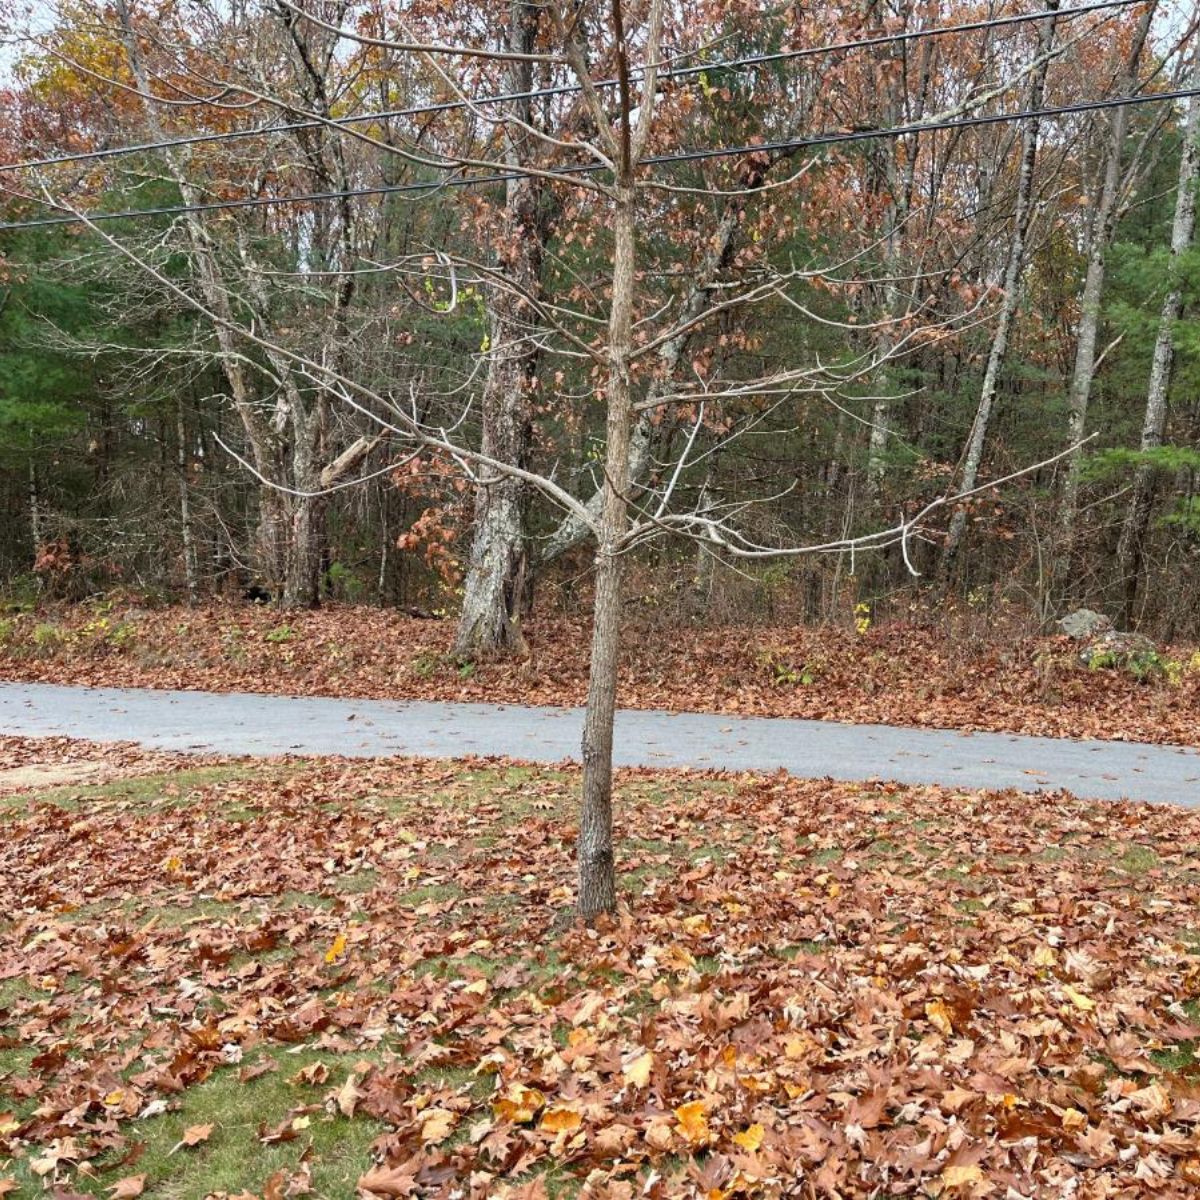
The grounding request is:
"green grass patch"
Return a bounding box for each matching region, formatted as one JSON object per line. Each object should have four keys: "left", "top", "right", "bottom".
{"left": 3, "top": 1046, "right": 388, "bottom": 1197}
{"left": 1, "top": 765, "right": 268, "bottom": 815}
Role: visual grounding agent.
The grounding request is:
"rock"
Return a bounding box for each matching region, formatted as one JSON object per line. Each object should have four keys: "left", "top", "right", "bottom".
{"left": 1057, "top": 609, "right": 1113, "bottom": 640}
{"left": 1079, "top": 629, "right": 1160, "bottom": 674}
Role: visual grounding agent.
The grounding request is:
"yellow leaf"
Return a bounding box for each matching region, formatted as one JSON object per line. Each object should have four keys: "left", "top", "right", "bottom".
{"left": 674, "top": 1100, "right": 710, "bottom": 1145}
{"left": 163, "top": 856, "right": 182, "bottom": 874}
{"left": 420, "top": 1107, "right": 457, "bottom": 1144}
{"left": 539, "top": 1105, "right": 582, "bottom": 1134}
{"left": 290, "top": 1115, "right": 311, "bottom": 1132}
{"left": 103, "top": 1089, "right": 125, "bottom": 1107}
{"left": 1061, "top": 1107, "right": 1087, "bottom": 1131}
{"left": 1063, "top": 985, "right": 1095, "bottom": 1011}
{"left": 623, "top": 1051, "right": 654, "bottom": 1089}
{"left": 492, "top": 1084, "right": 546, "bottom": 1124}
{"left": 732, "top": 1123, "right": 764, "bottom": 1152}
{"left": 925, "top": 999, "right": 953, "bottom": 1036}
{"left": 1033, "top": 944, "right": 1056, "bottom": 967}
{"left": 335, "top": 1075, "right": 364, "bottom": 1118}
{"left": 324, "top": 933, "right": 347, "bottom": 964}
{"left": 463, "top": 979, "right": 488, "bottom": 997}
{"left": 941, "top": 1163, "right": 984, "bottom": 1189}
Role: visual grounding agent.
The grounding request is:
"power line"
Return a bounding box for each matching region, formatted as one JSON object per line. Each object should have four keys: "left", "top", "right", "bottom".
{"left": 2, "top": 83, "right": 1189, "bottom": 234}
{"left": 0, "top": 0, "right": 1137, "bottom": 176}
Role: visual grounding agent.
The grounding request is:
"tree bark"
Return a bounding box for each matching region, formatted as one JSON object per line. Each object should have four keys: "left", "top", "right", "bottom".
{"left": 1055, "top": 4, "right": 1154, "bottom": 602}
{"left": 576, "top": 0, "right": 662, "bottom": 921}
{"left": 454, "top": 0, "right": 542, "bottom": 659}
{"left": 176, "top": 399, "right": 199, "bottom": 602}
{"left": 1115, "top": 60, "right": 1200, "bottom": 625}
{"left": 941, "top": 0, "right": 1059, "bottom": 573}
{"left": 578, "top": 184, "right": 635, "bottom": 922}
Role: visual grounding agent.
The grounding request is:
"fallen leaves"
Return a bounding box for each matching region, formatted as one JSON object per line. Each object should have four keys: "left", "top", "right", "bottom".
{"left": 622, "top": 1050, "right": 654, "bottom": 1089}
{"left": 169, "top": 1123, "right": 214, "bottom": 1154}
{"left": 731, "top": 1122, "right": 764, "bottom": 1152}
{"left": 3, "top": 753, "right": 1200, "bottom": 1197}
{"left": 538, "top": 1105, "right": 582, "bottom": 1134}
{"left": 4, "top": 601, "right": 1199, "bottom": 745}
{"left": 492, "top": 1084, "right": 546, "bottom": 1125}
{"left": 673, "top": 1100, "right": 710, "bottom": 1146}
{"left": 418, "top": 1108, "right": 457, "bottom": 1145}
{"left": 107, "top": 1175, "right": 145, "bottom": 1198}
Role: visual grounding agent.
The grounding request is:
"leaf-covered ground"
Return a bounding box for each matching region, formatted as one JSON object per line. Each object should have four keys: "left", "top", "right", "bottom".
{"left": 3, "top": 746, "right": 1200, "bottom": 1197}
{"left": 3, "top": 601, "right": 1199, "bottom": 746}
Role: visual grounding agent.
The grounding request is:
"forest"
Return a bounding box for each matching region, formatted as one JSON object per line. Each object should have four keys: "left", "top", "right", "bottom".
{"left": 1, "top": 0, "right": 1199, "bottom": 645}
{"left": 6, "top": 4, "right": 1200, "bottom": 1197}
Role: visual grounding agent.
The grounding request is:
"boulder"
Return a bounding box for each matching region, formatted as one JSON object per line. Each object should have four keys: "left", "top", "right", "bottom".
{"left": 1078, "top": 629, "right": 1160, "bottom": 673}
{"left": 1057, "top": 609, "right": 1113, "bottom": 640}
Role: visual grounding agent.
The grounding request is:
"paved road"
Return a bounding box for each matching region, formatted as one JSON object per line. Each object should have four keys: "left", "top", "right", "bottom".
{"left": 1, "top": 681, "right": 1198, "bottom": 804}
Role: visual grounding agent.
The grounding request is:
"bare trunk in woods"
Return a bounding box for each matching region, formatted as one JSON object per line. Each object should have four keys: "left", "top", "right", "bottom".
{"left": 1115, "top": 57, "right": 1200, "bottom": 625}
{"left": 454, "top": 1, "right": 543, "bottom": 658}
{"left": 942, "top": 0, "right": 1059, "bottom": 572}
{"left": 28, "top": 452, "right": 41, "bottom": 563}
{"left": 176, "top": 400, "right": 199, "bottom": 602}
{"left": 282, "top": 402, "right": 324, "bottom": 609}
{"left": 1055, "top": 5, "right": 1154, "bottom": 602}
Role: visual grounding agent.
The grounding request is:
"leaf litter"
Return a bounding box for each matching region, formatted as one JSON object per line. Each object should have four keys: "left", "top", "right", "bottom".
{"left": 3, "top": 603, "right": 1199, "bottom": 745}
{"left": 0, "top": 746, "right": 1199, "bottom": 1195}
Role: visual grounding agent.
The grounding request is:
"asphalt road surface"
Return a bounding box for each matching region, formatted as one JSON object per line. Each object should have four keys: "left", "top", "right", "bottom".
{"left": 2, "top": 681, "right": 1198, "bottom": 804}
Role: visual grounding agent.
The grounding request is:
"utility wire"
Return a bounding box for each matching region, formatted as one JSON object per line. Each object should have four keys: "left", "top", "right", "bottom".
{"left": 0, "top": 0, "right": 1140, "bottom": 176}
{"left": 2, "top": 84, "right": 1189, "bottom": 234}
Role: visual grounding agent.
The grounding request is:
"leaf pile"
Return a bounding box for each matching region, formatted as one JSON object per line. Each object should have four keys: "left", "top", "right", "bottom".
{"left": 2, "top": 754, "right": 1200, "bottom": 1196}
{"left": 3, "top": 602, "right": 1199, "bottom": 745}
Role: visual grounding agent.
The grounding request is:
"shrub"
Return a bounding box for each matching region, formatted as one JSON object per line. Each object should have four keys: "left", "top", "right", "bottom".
{"left": 31, "top": 622, "right": 65, "bottom": 649}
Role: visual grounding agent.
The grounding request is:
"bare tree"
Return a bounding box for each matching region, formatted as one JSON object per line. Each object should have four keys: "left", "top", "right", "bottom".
{"left": 941, "top": 0, "right": 1061, "bottom": 573}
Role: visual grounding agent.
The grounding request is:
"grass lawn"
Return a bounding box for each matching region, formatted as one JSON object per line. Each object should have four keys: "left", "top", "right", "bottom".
{"left": 2, "top": 755, "right": 1200, "bottom": 1197}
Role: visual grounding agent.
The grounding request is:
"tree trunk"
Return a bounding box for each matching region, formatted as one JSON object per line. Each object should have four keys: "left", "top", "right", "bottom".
{"left": 255, "top": 490, "right": 291, "bottom": 595}
{"left": 281, "top": 398, "right": 331, "bottom": 609}
{"left": 1055, "top": 5, "right": 1154, "bottom": 601}
{"left": 578, "top": 186, "right": 635, "bottom": 921}
{"left": 454, "top": 6, "right": 543, "bottom": 656}
{"left": 28, "top": 451, "right": 41, "bottom": 563}
{"left": 1115, "top": 56, "right": 1200, "bottom": 625}
{"left": 942, "top": 0, "right": 1059, "bottom": 573}
{"left": 284, "top": 495, "right": 325, "bottom": 608}
{"left": 176, "top": 399, "right": 199, "bottom": 602}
